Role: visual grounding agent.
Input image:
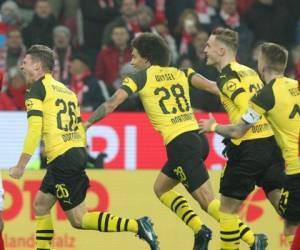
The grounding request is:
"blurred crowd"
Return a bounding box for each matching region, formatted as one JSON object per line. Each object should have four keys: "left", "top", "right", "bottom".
{"left": 0, "top": 0, "right": 300, "bottom": 112}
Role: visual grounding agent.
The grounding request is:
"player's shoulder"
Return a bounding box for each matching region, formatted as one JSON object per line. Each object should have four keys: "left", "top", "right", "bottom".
{"left": 180, "top": 67, "right": 196, "bottom": 78}
{"left": 251, "top": 79, "right": 276, "bottom": 110}
{"left": 217, "top": 63, "right": 241, "bottom": 89}
{"left": 26, "top": 76, "right": 46, "bottom": 101}
{"left": 127, "top": 68, "right": 147, "bottom": 82}
{"left": 275, "top": 76, "right": 298, "bottom": 87}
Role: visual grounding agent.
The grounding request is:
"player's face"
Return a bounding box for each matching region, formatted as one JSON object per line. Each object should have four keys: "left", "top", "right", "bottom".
{"left": 20, "top": 54, "right": 38, "bottom": 85}
{"left": 204, "top": 35, "right": 222, "bottom": 68}
{"left": 130, "top": 48, "right": 149, "bottom": 71}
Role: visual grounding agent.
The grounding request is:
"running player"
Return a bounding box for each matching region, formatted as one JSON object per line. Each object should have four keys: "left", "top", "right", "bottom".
{"left": 9, "top": 45, "right": 159, "bottom": 250}
{"left": 85, "top": 32, "right": 257, "bottom": 250}
{"left": 202, "top": 28, "right": 286, "bottom": 250}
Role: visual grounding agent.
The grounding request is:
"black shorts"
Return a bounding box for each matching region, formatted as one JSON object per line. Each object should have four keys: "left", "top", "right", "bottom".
{"left": 40, "top": 147, "right": 89, "bottom": 211}
{"left": 279, "top": 173, "right": 300, "bottom": 223}
{"left": 220, "top": 136, "right": 285, "bottom": 200}
{"left": 161, "top": 131, "right": 209, "bottom": 193}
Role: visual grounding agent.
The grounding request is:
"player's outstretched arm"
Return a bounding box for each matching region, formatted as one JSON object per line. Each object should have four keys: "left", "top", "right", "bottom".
{"left": 191, "top": 73, "right": 220, "bottom": 96}
{"left": 198, "top": 112, "right": 254, "bottom": 138}
{"left": 85, "top": 88, "right": 129, "bottom": 129}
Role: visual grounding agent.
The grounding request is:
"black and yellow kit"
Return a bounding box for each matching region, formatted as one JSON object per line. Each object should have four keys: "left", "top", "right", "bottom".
{"left": 24, "top": 73, "right": 87, "bottom": 210}
{"left": 24, "top": 73, "right": 86, "bottom": 162}
{"left": 250, "top": 77, "right": 300, "bottom": 221}
{"left": 218, "top": 62, "right": 284, "bottom": 200}
{"left": 121, "top": 66, "right": 209, "bottom": 191}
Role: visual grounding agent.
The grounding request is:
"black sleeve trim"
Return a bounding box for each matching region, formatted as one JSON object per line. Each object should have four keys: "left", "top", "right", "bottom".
{"left": 26, "top": 79, "right": 46, "bottom": 101}
{"left": 251, "top": 79, "right": 276, "bottom": 111}
{"left": 127, "top": 70, "right": 147, "bottom": 91}
{"left": 27, "top": 110, "right": 43, "bottom": 118}
{"left": 182, "top": 69, "right": 188, "bottom": 77}
{"left": 230, "top": 88, "right": 245, "bottom": 101}
{"left": 188, "top": 72, "right": 196, "bottom": 86}
{"left": 120, "top": 85, "right": 134, "bottom": 96}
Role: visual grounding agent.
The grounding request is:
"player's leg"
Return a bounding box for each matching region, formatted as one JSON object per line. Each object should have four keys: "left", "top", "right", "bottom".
{"left": 64, "top": 200, "right": 159, "bottom": 250}
{"left": 218, "top": 139, "right": 270, "bottom": 250}
{"left": 34, "top": 190, "right": 57, "bottom": 250}
{"left": 154, "top": 171, "right": 205, "bottom": 233}
{"left": 261, "top": 138, "right": 285, "bottom": 216}
{"left": 191, "top": 133, "right": 254, "bottom": 249}
{"left": 219, "top": 194, "right": 245, "bottom": 250}
{"left": 154, "top": 171, "right": 211, "bottom": 250}
{"left": 284, "top": 220, "right": 298, "bottom": 246}
{"left": 266, "top": 189, "right": 282, "bottom": 214}
{"left": 154, "top": 131, "right": 213, "bottom": 249}
{"left": 291, "top": 225, "right": 300, "bottom": 250}
{"left": 278, "top": 174, "right": 300, "bottom": 246}
{"left": 59, "top": 148, "right": 159, "bottom": 249}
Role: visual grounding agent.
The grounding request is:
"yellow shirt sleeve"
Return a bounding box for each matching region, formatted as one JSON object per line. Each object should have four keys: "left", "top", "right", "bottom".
{"left": 22, "top": 116, "right": 43, "bottom": 155}
{"left": 23, "top": 97, "right": 43, "bottom": 155}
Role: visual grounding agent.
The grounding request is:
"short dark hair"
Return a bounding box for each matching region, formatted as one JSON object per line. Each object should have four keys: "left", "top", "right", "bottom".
{"left": 26, "top": 45, "right": 55, "bottom": 72}
{"left": 131, "top": 33, "right": 170, "bottom": 66}
{"left": 212, "top": 27, "right": 239, "bottom": 52}
{"left": 260, "top": 42, "right": 288, "bottom": 73}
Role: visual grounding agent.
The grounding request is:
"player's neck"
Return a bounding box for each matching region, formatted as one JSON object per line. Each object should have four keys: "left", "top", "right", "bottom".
{"left": 264, "top": 72, "right": 284, "bottom": 84}
{"left": 219, "top": 55, "right": 236, "bottom": 72}
{"left": 33, "top": 71, "right": 47, "bottom": 82}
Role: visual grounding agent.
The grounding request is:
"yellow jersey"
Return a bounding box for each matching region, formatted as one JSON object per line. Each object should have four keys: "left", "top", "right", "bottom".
{"left": 250, "top": 77, "right": 300, "bottom": 175}
{"left": 121, "top": 66, "right": 199, "bottom": 144}
{"left": 24, "top": 73, "right": 85, "bottom": 163}
{"left": 218, "top": 61, "right": 273, "bottom": 145}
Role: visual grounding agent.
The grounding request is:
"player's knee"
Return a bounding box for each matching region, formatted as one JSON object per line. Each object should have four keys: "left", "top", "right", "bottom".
{"left": 69, "top": 215, "right": 83, "bottom": 229}
{"left": 153, "top": 184, "right": 163, "bottom": 198}
{"left": 69, "top": 220, "right": 81, "bottom": 229}
{"left": 34, "top": 200, "right": 50, "bottom": 216}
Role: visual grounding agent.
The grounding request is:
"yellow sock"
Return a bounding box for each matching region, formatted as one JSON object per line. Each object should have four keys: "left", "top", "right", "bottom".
{"left": 36, "top": 214, "right": 54, "bottom": 250}
{"left": 207, "top": 200, "right": 254, "bottom": 246}
{"left": 239, "top": 220, "right": 255, "bottom": 246}
{"left": 82, "top": 212, "right": 138, "bottom": 233}
{"left": 286, "top": 235, "right": 294, "bottom": 245}
{"left": 220, "top": 211, "right": 240, "bottom": 250}
{"left": 160, "top": 190, "right": 202, "bottom": 234}
{"left": 207, "top": 199, "right": 220, "bottom": 221}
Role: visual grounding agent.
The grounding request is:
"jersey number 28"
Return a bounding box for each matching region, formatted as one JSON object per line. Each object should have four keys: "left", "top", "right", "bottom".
{"left": 154, "top": 84, "right": 190, "bottom": 114}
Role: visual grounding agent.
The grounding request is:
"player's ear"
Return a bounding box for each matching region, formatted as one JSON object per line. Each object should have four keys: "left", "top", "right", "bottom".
{"left": 219, "top": 47, "right": 226, "bottom": 57}
{"left": 36, "top": 61, "right": 43, "bottom": 71}
{"left": 33, "top": 62, "right": 39, "bottom": 71}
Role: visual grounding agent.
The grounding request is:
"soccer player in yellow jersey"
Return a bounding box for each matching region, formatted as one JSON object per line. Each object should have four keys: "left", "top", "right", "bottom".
{"left": 85, "top": 33, "right": 257, "bottom": 250}
{"left": 201, "top": 28, "right": 286, "bottom": 250}
{"left": 200, "top": 42, "right": 300, "bottom": 248}
{"left": 8, "top": 45, "right": 159, "bottom": 250}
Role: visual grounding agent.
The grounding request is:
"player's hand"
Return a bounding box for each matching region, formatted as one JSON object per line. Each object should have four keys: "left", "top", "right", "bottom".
{"left": 9, "top": 165, "right": 25, "bottom": 179}
{"left": 199, "top": 113, "right": 216, "bottom": 133}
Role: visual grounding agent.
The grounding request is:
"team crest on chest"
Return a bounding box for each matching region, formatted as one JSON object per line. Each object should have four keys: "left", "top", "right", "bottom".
{"left": 226, "top": 81, "right": 237, "bottom": 92}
